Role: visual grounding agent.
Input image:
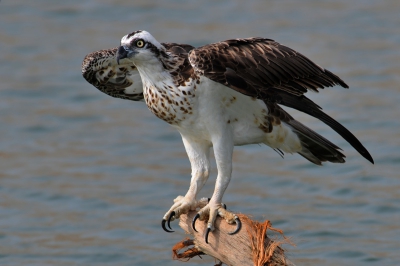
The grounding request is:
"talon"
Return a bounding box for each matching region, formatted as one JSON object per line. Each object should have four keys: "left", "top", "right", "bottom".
{"left": 222, "top": 203, "right": 227, "bottom": 209}
{"left": 167, "top": 211, "right": 175, "bottom": 230}
{"left": 161, "top": 219, "right": 173, "bottom": 233}
{"left": 228, "top": 216, "right": 241, "bottom": 235}
{"left": 205, "top": 227, "right": 211, "bottom": 244}
{"left": 192, "top": 213, "right": 200, "bottom": 232}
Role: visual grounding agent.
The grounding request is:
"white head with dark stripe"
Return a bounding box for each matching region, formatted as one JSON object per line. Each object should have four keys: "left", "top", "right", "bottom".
{"left": 116, "top": 30, "right": 167, "bottom": 66}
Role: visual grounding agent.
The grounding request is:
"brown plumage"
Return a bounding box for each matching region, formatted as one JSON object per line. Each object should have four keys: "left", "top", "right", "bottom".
{"left": 189, "top": 38, "right": 348, "bottom": 97}
{"left": 82, "top": 43, "right": 194, "bottom": 101}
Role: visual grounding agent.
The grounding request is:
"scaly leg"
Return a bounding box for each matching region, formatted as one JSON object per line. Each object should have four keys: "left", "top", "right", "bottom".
{"left": 162, "top": 135, "right": 211, "bottom": 232}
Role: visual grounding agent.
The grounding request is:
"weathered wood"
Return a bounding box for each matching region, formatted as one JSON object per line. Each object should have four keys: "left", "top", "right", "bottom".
{"left": 176, "top": 211, "right": 295, "bottom": 266}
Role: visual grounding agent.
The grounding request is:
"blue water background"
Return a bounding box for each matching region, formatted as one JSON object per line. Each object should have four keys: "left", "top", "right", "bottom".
{"left": 1, "top": 0, "right": 399, "bottom": 265}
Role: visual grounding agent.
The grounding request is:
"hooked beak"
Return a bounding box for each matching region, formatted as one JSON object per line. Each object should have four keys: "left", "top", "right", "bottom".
{"left": 116, "top": 46, "right": 135, "bottom": 65}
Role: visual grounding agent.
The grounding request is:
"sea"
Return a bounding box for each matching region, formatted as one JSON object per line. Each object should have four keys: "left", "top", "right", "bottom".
{"left": 0, "top": 0, "right": 399, "bottom": 265}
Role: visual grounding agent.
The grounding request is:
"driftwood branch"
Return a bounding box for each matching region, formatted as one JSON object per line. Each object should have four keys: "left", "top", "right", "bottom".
{"left": 174, "top": 211, "right": 295, "bottom": 266}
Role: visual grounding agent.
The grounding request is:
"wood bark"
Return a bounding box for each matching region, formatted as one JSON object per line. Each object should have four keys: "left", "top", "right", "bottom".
{"left": 176, "top": 211, "right": 296, "bottom": 266}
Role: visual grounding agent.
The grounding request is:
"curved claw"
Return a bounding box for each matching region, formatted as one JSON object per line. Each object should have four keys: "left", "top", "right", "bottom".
{"left": 228, "top": 217, "right": 241, "bottom": 235}
{"left": 167, "top": 211, "right": 175, "bottom": 230}
{"left": 161, "top": 219, "right": 174, "bottom": 233}
{"left": 205, "top": 227, "right": 211, "bottom": 244}
{"left": 161, "top": 211, "right": 175, "bottom": 233}
{"left": 192, "top": 213, "right": 200, "bottom": 232}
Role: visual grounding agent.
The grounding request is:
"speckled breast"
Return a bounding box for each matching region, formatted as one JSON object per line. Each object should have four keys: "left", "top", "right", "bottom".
{"left": 143, "top": 82, "right": 197, "bottom": 125}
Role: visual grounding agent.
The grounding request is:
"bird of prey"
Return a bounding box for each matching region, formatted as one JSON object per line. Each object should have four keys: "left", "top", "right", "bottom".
{"left": 82, "top": 30, "right": 373, "bottom": 243}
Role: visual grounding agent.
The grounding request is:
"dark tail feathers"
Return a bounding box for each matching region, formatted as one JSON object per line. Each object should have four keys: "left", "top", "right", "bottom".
{"left": 273, "top": 89, "right": 374, "bottom": 164}
{"left": 288, "top": 119, "right": 345, "bottom": 165}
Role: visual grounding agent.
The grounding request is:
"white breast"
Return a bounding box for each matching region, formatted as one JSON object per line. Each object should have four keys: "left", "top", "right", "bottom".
{"left": 177, "top": 77, "right": 301, "bottom": 152}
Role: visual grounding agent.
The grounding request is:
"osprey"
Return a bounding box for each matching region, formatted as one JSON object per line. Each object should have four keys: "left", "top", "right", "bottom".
{"left": 82, "top": 30, "right": 373, "bottom": 243}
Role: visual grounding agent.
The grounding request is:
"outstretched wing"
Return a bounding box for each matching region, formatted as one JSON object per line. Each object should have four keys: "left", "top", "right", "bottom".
{"left": 82, "top": 47, "right": 144, "bottom": 101}
{"left": 189, "top": 38, "right": 373, "bottom": 164}
{"left": 82, "top": 43, "right": 194, "bottom": 101}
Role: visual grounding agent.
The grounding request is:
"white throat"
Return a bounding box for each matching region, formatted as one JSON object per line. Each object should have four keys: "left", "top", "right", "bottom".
{"left": 135, "top": 59, "right": 172, "bottom": 86}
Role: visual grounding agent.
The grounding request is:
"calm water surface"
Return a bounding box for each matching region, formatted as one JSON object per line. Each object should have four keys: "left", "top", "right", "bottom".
{"left": 1, "top": 0, "right": 399, "bottom": 265}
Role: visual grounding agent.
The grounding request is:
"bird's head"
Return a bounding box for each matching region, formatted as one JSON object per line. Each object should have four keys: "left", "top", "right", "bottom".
{"left": 116, "top": 30, "right": 166, "bottom": 65}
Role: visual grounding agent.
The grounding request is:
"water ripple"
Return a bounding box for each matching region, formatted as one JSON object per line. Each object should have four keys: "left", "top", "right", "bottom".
{"left": 0, "top": 0, "right": 399, "bottom": 265}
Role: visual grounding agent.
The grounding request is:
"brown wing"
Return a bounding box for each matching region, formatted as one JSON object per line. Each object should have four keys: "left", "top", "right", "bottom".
{"left": 189, "top": 37, "right": 348, "bottom": 98}
{"left": 189, "top": 38, "right": 373, "bottom": 164}
{"left": 81, "top": 43, "right": 194, "bottom": 101}
{"left": 82, "top": 47, "right": 144, "bottom": 101}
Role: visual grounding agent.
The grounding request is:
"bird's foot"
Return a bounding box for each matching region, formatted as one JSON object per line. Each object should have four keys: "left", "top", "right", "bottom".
{"left": 192, "top": 201, "right": 241, "bottom": 244}
{"left": 161, "top": 196, "right": 209, "bottom": 233}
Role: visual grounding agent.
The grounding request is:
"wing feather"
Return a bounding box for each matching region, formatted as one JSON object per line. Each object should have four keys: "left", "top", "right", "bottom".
{"left": 81, "top": 43, "right": 194, "bottom": 101}
{"left": 82, "top": 47, "right": 144, "bottom": 101}
{"left": 189, "top": 38, "right": 348, "bottom": 100}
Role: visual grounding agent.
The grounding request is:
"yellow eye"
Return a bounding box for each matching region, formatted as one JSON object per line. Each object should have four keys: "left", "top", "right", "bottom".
{"left": 136, "top": 40, "right": 145, "bottom": 48}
